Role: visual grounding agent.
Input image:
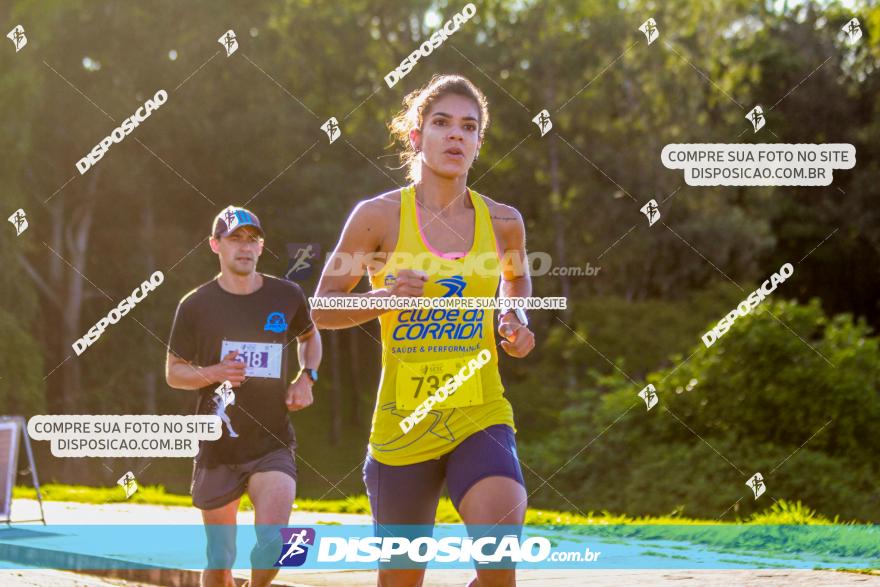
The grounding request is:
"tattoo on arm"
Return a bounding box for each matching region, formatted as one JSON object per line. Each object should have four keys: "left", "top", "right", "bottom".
{"left": 491, "top": 215, "right": 519, "bottom": 221}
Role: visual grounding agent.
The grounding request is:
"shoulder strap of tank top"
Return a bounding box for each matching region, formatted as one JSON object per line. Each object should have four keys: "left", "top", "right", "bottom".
{"left": 397, "top": 185, "right": 422, "bottom": 250}
{"left": 468, "top": 188, "right": 499, "bottom": 252}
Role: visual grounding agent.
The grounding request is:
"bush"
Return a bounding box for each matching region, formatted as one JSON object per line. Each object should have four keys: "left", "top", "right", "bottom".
{"left": 506, "top": 282, "right": 745, "bottom": 442}
{"left": 521, "top": 298, "right": 880, "bottom": 522}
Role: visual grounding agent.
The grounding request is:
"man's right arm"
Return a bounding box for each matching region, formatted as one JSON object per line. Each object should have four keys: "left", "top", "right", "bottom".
{"left": 165, "top": 353, "right": 218, "bottom": 390}
{"left": 165, "top": 298, "right": 246, "bottom": 390}
{"left": 166, "top": 299, "right": 209, "bottom": 390}
{"left": 166, "top": 350, "right": 247, "bottom": 390}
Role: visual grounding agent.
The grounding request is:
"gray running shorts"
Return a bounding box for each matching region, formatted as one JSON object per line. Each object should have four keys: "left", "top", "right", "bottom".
{"left": 191, "top": 444, "right": 297, "bottom": 510}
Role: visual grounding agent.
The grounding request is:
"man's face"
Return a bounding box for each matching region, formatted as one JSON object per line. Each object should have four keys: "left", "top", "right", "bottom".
{"left": 210, "top": 225, "right": 264, "bottom": 276}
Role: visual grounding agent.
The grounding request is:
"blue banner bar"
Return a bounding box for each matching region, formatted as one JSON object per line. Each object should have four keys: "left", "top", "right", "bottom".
{"left": 0, "top": 524, "right": 876, "bottom": 570}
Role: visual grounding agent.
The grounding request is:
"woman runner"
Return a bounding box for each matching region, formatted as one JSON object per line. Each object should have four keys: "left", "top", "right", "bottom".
{"left": 312, "top": 74, "right": 536, "bottom": 587}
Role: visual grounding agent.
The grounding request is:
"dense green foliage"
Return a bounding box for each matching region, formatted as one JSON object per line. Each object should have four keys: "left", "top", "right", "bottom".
{"left": 1, "top": 0, "right": 877, "bottom": 521}
{"left": 522, "top": 298, "right": 880, "bottom": 521}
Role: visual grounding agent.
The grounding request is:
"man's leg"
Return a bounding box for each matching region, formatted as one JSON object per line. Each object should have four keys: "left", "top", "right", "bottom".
{"left": 201, "top": 497, "right": 241, "bottom": 587}
{"left": 247, "top": 470, "right": 296, "bottom": 587}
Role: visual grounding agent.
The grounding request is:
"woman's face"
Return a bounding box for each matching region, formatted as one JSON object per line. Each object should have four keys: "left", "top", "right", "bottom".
{"left": 411, "top": 93, "right": 482, "bottom": 180}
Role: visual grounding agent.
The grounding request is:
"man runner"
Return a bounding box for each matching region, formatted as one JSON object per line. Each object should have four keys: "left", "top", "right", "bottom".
{"left": 166, "top": 205, "right": 322, "bottom": 587}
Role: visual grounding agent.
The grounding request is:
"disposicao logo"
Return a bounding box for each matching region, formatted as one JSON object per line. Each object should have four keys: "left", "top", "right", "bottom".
{"left": 275, "top": 527, "right": 316, "bottom": 567}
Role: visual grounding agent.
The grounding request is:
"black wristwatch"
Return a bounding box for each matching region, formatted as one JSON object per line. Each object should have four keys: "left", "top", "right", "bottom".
{"left": 300, "top": 368, "right": 318, "bottom": 383}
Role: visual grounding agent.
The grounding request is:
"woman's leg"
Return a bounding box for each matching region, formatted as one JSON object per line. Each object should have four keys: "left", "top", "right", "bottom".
{"left": 363, "top": 453, "right": 446, "bottom": 587}
{"left": 447, "top": 425, "right": 527, "bottom": 587}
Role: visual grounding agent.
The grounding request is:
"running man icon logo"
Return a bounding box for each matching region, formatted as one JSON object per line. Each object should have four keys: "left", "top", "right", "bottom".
{"left": 275, "top": 527, "right": 316, "bottom": 567}
{"left": 224, "top": 208, "right": 238, "bottom": 228}
{"left": 285, "top": 242, "right": 320, "bottom": 281}
{"left": 321, "top": 117, "right": 341, "bottom": 144}
{"left": 639, "top": 18, "right": 659, "bottom": 45}
{"left": 746, "top": 472, "right": 766, "bottom": 500}
{"left": 219, "top": 30, "right": 238, "bottom": 56}
{"left": 437, "top": 275, "right": 467, "bottom": 297}
{"left": 7, "top": 25, "right": 26, "bottom": 52}
{"left": 746, "top": 105, "right": 765, "bottom": 133}
{"left": 640, "top": 199, "right": 660, "bottom": 226}
{"left": 532, "top": 109, "right": 552, "bottom": 137}
{"left": 842, "top": 18, "right": 862, "bottom": 44}
{"left": 638, "top": 384, "right": 658, "bottom": 411}
{"left": 219, "top": 206, "right": 255, "bottom": 234}
{"left": 8, "top": 209, "right": 28, "bottom": 236}
{"left": 213, "top": 380, "right": 238, "bottom": 438}
{"left": 117, "top": 471, "right": 138, "bottom": 499}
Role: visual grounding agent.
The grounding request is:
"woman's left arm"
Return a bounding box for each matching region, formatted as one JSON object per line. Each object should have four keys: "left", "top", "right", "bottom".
{"left": 491, "top": 204, "right": 535, "bottom": 358}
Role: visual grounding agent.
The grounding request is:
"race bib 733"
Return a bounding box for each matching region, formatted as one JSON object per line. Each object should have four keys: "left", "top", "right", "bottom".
{"left": 395, "top": 354, "right": 485, "bottom": 411}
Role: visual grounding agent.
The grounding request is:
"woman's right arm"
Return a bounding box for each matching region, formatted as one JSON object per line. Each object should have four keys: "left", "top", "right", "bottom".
{"left": 311, "top": 200, "right": 392, "bottom": 330}
{"left": 312, "top": 199, "right": 426, "bottom": 330}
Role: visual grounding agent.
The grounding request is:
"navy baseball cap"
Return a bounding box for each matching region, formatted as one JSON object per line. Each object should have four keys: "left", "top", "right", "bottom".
{"left": 212, "top": 206, "right": 265, "bottom": 238}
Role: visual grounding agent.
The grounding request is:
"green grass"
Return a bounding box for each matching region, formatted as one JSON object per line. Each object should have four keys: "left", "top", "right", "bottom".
{"left": 13, "top": 484, "right": 458, "bottom": 521}
{"left": 838, "top": 568, "right": 880, "bottom": 576}
{"left": 12, "top": 483, "right": 866, "bottom": 526}
{"left": 14, "top": 483, "right": 193, "bottom": 508}
{"left": 13, "top": 483, "right": 823, "bottom": 524}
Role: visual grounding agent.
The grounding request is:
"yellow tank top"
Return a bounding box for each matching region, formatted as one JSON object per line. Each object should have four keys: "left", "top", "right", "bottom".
{"left": 367, "top": 185, "right": 516, "bottom": 466}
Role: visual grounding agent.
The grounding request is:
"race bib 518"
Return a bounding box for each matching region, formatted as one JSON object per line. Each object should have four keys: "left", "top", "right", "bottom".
{"left": 220, "top": 340, "right": 282, "bottom": 379}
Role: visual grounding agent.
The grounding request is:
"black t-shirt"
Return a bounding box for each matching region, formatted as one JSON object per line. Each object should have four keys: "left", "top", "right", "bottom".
{"left": 167, "top": 273, "right": 314, "bottom": 466}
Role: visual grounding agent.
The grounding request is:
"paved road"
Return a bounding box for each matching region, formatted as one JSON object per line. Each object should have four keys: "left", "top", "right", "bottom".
{"left": 2, "top": 568, "right": 879, "bottom": 586}
{"left": 0, "top": 569, "right": 157, "bottom": 587}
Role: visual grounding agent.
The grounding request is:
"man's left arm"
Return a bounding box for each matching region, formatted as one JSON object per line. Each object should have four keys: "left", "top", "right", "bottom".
{"left": 295, "top": 326, "right": 322, "bottom": 373}
{"left": 494, "top": 205, "right": 536, "bottom": 358}
{"left": 287, "top": 325, "right": 322, "bottom": 411}
{"left": 286, "top": 284, "right": 323, "bottom": 411}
